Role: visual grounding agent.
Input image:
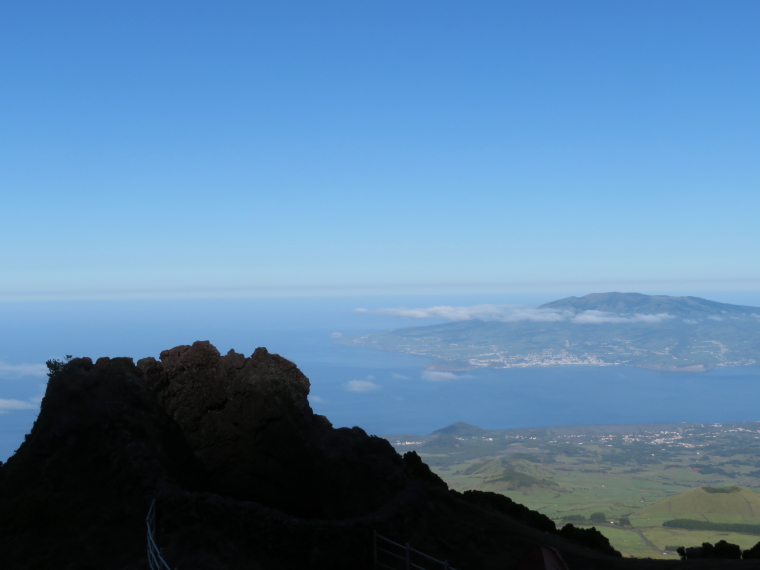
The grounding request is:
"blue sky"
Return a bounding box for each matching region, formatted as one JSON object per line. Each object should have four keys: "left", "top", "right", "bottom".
{"left": 2, "top": 1, "right": 759, "bottom": 300}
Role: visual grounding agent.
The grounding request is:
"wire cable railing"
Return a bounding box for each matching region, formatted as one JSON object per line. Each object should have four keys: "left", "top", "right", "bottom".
{"left": 146, "top": 500, "right": 173, "bottom": 570}
{"left": 147, "top": 502, "right": 454, "bottom": 570}
{"left": 374, "top": 531, "right": 457, "bottom": 570}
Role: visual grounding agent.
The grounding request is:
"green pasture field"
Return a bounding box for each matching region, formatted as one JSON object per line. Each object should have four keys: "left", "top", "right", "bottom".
{"left": 593, "top": 526, "right": 655, "bottom": 558}
{"left": 389, "top": 421, "right": 760, "bottom": 558}
{"left": 644, "top": 527, "right": 760, "bottom": 553}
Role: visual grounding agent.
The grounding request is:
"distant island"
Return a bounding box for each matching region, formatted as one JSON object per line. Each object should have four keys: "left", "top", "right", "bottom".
{"left": 340, "top": 292, "right": 760, "bottom": 371}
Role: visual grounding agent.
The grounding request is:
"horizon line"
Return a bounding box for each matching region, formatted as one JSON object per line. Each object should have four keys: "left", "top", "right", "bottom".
{"left": 2, "top": 280, "right": 760, "bottom": 303}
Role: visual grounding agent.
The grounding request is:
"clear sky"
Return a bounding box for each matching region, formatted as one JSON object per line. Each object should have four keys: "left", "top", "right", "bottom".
{"left": 2, "top": 1, "right": 759, "bottom": 300}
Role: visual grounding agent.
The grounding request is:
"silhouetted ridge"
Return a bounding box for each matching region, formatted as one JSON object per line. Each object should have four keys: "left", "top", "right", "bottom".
{"left": 0, "top": 355, "right": 204, "bottom": 568}
{"left": 0, "top": 341, "right": 630, "bottom": 570}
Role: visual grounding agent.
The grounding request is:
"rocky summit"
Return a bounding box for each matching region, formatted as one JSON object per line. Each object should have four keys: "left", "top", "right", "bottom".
{"left": 1, "top": 341, "right": 747, "bottom": 569}
{"left": 137, "top": 342, "right": 407, "bottom": 519}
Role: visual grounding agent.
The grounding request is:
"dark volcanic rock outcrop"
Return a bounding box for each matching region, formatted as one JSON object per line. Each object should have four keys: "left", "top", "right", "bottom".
{"left": 0, "top": 356, "right": 203, "bottom": 569}
{"left": 0, "top": 341, "right": 669, "bottom": 570}
{"left": 138, "top": 342, "right": 406, "bottom": 519}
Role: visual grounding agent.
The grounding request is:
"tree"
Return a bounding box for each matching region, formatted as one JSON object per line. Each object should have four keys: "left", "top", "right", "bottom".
{"left": 45, "top": 355, "right": 73, "bottom": 377}
{"left": 714, "top": 540, "right": 741, "bottom": 559}
{"left": 744, "top": 541, "right": 760, "bottom": 559}
{"left": 677, "top": 541, "right": 741, "bottom": 559}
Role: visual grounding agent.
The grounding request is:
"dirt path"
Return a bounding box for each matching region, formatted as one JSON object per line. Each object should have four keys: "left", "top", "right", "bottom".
{"left": 634, "top": 527, "right": 661, "bottom": 553}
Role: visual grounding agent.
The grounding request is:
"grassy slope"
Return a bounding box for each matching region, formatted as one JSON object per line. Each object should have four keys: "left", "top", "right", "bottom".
{"left": 389, "top": 421, "right": 760, "bottom": 559}
{"left": 638, "top": 487, "right": 760, "bottom": 520}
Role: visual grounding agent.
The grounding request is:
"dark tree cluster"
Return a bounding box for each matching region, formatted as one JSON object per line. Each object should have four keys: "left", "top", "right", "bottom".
{"left": 557, "top": 524, "right": 621, "bottom": 557}
{"left": 664, "top": 519, "right": 760, "bottom": 535}
{"left": 676, "top": 541, "right": 743, "bottom": 560}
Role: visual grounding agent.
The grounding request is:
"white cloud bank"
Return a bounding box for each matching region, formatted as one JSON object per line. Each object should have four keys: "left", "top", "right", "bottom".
{"left": 0, "top": 362, "right": 48, "bottom": 378}
{"left": 571, "top": 311, "right": 675, "bottom": 324}
{"left": 422, "top": 370, "right": 458, "bottom": 381}
{"left": 356, "top": 305, "right": 676, "bottom": 325}
{"left": 0, "top": 399, "right": 37, "bottom": 414}
{"left": 356, "top": 304, "right": 569, "bottom": 322}
{"left": 345, "top": 380, "right": 380, "bottom": 392}
{"left": 421, "top": 370, "right": 473, "bottom": 381}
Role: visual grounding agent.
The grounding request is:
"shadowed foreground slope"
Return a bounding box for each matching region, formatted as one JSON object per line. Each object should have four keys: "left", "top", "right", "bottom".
{"left": 1, "top": 341, "right": 758, "bottom": 569}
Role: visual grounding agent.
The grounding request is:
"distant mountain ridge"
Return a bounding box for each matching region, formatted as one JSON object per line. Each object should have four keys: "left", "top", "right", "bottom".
{"left": 540, "top": 292, "right": 760, "bottom": 318}
{"left": 432, "top": 422, "right": 488, "bottom": 437}
{"left": 341, "top": 293, "right": 760, "bottom": 371}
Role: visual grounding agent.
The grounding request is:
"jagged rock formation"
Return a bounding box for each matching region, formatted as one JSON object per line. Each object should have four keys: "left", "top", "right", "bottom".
{"left": 1, "top": 340, "right": 717, "bottom": 570}
{"left": 0, "top": 355, "right": 202, "bottom": 569}
{"left": 137, "top": 342, "right": 407, "bottom": 519}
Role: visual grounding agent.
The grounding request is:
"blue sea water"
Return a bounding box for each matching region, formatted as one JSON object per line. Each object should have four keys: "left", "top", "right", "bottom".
{"left": 1, "top": 295, "right": 760, "bottom": 461}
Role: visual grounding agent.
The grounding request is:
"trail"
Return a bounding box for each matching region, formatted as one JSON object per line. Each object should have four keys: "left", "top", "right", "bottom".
{"left": 634, "top": 527, "right": 661, "bottom": 553}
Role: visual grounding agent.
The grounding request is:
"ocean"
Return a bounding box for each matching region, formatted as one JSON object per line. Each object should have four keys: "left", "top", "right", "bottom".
{"left": 1, "top": 295, "right": 760, "bottom": 461}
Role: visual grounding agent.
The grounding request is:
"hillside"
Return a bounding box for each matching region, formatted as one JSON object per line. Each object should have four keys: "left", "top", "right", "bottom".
{"left": 341, "top": 292, "right": 760, "bottom": 371}
{"left": 0, "top": 341, "right": 643, "bottom": 570}
{"left": 639, "top": 487, "right": 760, "bottom": 521}
{"left": 386, "top": 421, "right": 760, "bottom": 559}
{"left": 432, "top": 421, "right": 489, "bottom": 437}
